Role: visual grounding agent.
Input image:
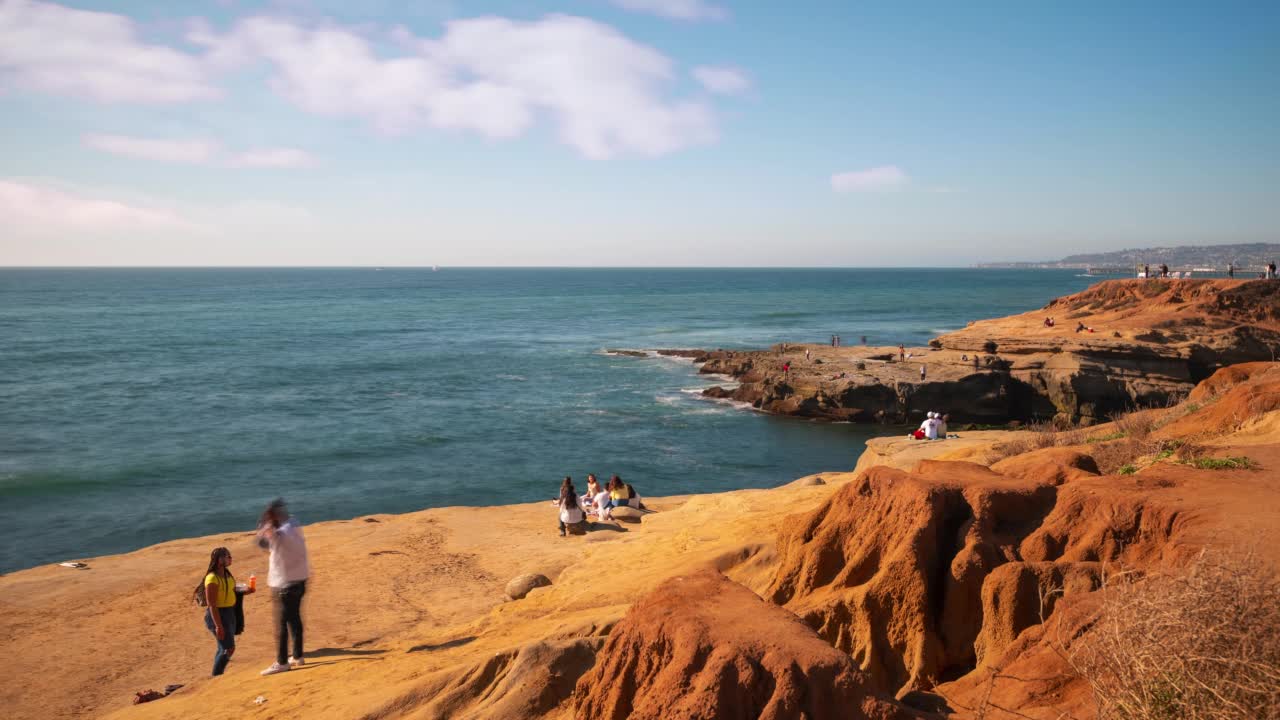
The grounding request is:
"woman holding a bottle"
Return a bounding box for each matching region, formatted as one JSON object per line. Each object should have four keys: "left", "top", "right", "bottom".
{"left": 194, "top": 546, "right": 255, "bottom": 676}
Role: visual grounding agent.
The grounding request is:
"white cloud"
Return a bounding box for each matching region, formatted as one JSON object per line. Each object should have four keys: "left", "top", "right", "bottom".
{"left": 3, "top": 2, "right": 730, "bottom": 159}
{"left": 83, "top": 133, "right": 316, "bottom": 168}
{"left": 227, "top": 147, "right": 318, "bottom": 168}
{"left": 692, "top": 65, "right": 749, "bottom": 95}
{"left": 831, "top": 166, "right": 909, "bottom": 193}
{"left": 0, "top": 0, "right": 219, "bottom": 102}
{"left": 188, "top": 14, "right": 718, "bottom": 159}
{"left": 83, "top": 134, "right": 218, "bottom": 164}
{"left": 609, "top": 0, "right": 727, "bottom": 21}
{"left": 0, "top": 179, "right": 193, "bottom": 232}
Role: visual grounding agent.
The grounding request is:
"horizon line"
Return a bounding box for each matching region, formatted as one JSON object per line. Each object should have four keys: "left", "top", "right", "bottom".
{"left": 0, "top": 264, "right": 1077, "bottom": 270}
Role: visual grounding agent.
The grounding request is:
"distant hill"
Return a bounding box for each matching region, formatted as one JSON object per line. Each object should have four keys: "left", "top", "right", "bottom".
{"left": 979, "top": 243, "right": 1280, "bottom": 270}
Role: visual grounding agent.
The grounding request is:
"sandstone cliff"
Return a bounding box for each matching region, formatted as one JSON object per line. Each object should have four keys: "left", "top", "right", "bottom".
{"left": 692, "top": 279, "right": 1280, "bottom": 424}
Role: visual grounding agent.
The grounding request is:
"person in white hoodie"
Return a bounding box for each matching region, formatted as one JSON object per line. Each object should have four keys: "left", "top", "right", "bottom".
{"left": 256, "top": 498, "right": 311, "bottom": 676}
{"left": 922, "top": 412, "right": 940, "bottom": 440}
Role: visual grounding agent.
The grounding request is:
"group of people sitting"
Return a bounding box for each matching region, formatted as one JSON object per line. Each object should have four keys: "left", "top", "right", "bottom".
{"left": 910, "top": 411, "right": 950, "bottom": 440}
{"left": 554, "top": 474, "right": 642, "bottom": 536}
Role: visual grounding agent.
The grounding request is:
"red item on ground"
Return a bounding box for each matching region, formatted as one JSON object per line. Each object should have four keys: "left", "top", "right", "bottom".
{"left": 912, "top": 430, "right": 925, "bottom": 440}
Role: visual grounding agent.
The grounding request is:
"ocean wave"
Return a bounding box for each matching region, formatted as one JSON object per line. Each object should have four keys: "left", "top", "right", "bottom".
{"left": 495, "top": 374, "right": 527, "bottom": 382}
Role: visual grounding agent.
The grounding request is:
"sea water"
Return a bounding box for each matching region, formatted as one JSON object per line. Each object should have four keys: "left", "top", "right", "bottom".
{"left": 0, "top": 268, "right": 1095, "bottom": 572}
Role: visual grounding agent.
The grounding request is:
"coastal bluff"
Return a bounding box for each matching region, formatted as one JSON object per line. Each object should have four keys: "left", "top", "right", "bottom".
{"left": 3, "top": 362, "right": 1278, "bottom": 719}
{"left": 689, "top": 278, "right": 1280, "bottom": 424}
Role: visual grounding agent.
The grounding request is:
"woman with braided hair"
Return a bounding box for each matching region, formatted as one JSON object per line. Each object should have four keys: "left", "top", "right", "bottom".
{"left": 193, "top": 546, "right": 251, "bottom": 676}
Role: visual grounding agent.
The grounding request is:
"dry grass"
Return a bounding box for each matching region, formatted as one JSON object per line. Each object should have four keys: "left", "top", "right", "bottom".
{"left": 1064, "top": 550, "right": 1280, "bottom": 720}
{"left": 1111, "top": 409, "right": 1158, "bottom": 441}
{"left": 992, "top": 421, "right": 1087, "bottom": 461}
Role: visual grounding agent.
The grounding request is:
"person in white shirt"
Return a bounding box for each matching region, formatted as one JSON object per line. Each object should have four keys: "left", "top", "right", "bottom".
{"left": 556, "top": 477, "right": 586, "bottom": 536}
{"left": 256, "top": 498, "right": 311, "bottom": 676}
{"left": 916, "top": 412, "right": 933, "bottom": 439}
{"left": 921, "top": 411, "right": 940, "bottom": 440}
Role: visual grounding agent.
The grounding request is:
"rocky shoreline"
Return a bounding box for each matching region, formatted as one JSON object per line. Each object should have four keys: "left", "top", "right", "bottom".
{"left": 664, "top": 279, "right": 1280, "bottom": 425}
{"left": 6, "top": 361, "right": 1277, "bottom": 720}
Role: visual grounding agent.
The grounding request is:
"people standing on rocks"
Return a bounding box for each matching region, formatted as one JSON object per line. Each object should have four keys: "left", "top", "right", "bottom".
{"left": 1160, "top": 263, "right": 1169, "bottom": 278}
{"left": 861, "top": 335, "right": 867, "bottom": 345}
{"left": 556, "top": 477, "right": 585, "bottom": 536}
{"left": 783, "top": 361, "right": 790, "bottom": 381}
{"left": 974, "top": 355, "right": 980, "bottom": 370}
{"left": 805, "top": 349, "right": 811, "bottom": 361}
{"left": 257, "top": 498, "right": 311, "bottom": 676}
{"left": 1228, "top": 263, "right": 1234, "bottom": 278}
{"left": 920, "top": 365, "right": 926, "bottom": 381}
{"left": 1269, "top": 261, "right": 1277, "bottom": 279}
{"left": 898, "top": 344, "right": 906, "bottom": 362}
{"left": 195, "top": 546, "right": 247, "bottom": 676}
{"left": 1143, "top": 264, "right": 1150, "bottom": 278}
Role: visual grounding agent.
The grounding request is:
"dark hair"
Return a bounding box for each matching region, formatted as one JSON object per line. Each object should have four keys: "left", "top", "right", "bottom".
{"left": 260, "top": 497, "right": 287, "bottom": 529}
{"left": 625, "top": 483, "right": 637, "bottom": 499}
{"left": 560, "top": 491, "right": 580, "bottom": 512}
{"left": 193, "top": 546, "right": 233, "bottom": 605}
{"left": 607, "top": 475, "right": 624, "bottom": 492}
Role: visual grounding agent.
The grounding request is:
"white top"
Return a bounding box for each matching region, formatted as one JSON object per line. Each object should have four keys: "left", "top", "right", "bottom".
{"left": 922, "top": 417, "right": 940, "bottom": 440}
{"left": 266, "top": 518, "right": 311, "bottom": 588}
{"left": 559, "top": 501, "right": 584, "bottom": 524}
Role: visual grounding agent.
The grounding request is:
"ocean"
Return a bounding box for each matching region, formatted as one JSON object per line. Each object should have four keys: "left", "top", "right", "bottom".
{"left": 0, "top": 268, "right": 1097, "bottom": 573}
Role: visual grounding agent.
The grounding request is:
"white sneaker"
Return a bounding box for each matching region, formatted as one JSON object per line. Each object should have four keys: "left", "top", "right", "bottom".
{"left": 260, "top": 662, "right": 291, "bottom": 676}
{"left": 288, "top": 657, "right": 305, "bottom": 667}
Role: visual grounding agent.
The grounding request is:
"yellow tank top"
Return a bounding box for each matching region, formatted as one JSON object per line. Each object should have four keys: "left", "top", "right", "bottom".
{"left": 204, "top": 572, "right": 236, "bottom": 608}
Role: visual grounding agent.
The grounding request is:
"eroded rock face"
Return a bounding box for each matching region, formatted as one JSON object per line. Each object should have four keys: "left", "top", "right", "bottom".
{"left": 690, "top": 280, "right": 1280, "bottom": 424}
{"left": 763, "top": 446, "right": 1200, "bottom": 698}
{"left": 572, "top": 568, "right": 918, "bottom": 720}
{"left": 362, "top": 637, "right": 604, "bottom": 720}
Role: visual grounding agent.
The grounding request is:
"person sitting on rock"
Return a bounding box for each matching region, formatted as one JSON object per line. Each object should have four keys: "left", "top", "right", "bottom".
{"left": 624, "top": 481, "right": 643, "bottom": 511}
{"left": 938, "top": 412, "right": 949, "bottom": 438}
{"left": 593, "top": 482, "right": 613, "bottom": 521}
{"left": 916, "top": 412, "right": 941, "bottom": 440}
{"left": 580, "top": 474, "right": 603, "bottom": 513}
{"left": 555, "top": 477, "right": 585, "bottom": 536}
{"left": 607, "top": 475, "right": 633, "bottom": 510}
{"left": 914, "top": 412, "right": 934, "bottom": 440}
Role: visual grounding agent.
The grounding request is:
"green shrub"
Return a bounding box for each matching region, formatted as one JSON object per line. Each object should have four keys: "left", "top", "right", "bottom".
{"left": 1118, "top": 464, "right": 1138, "bottom": 475}
{"left": 1088, "top": 431, "right": 1126, "bottom": 442}
{"left": 1182, "top": 456, "right": 1253, "bottom": 470}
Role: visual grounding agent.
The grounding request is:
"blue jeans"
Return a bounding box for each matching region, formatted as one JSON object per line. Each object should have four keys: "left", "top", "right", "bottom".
{"left": 204, "top": 607, "right": 237, "bottom": 676}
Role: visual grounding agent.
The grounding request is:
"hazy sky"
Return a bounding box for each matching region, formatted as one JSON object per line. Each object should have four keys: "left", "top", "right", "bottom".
{"left": 2, "top": 0, "right": 1277, "bottom": 266}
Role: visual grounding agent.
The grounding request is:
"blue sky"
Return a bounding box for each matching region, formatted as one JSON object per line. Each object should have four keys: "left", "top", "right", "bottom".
{"left": 1, "top": 0, "right": 1277, "bottom": 266}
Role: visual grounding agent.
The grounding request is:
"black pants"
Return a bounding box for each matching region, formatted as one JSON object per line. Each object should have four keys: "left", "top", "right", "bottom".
{"left": 273, "top": 581, "right": 306, "bottom": 664}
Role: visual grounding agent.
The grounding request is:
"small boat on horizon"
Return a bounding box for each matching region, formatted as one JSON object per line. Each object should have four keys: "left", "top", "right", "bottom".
{"left": 432, "top": 265, "right": 440, "bottom": 272}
